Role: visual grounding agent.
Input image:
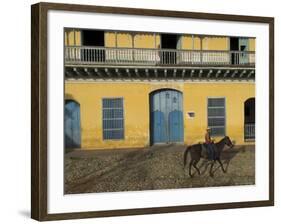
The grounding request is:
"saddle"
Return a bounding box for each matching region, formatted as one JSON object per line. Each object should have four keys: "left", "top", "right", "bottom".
{"left": 201, "top": 143, "right": 216, "bottom": 160}
{"left": 200, "top": 144, "right": 209, "bottom": 159}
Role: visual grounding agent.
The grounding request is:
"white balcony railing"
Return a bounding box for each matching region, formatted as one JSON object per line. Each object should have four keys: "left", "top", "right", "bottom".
{"left": 65, "top": 46, "right": 255, "bottom": 66}
{"left": 244, "top": 123, "right": 255, "bottom": 141}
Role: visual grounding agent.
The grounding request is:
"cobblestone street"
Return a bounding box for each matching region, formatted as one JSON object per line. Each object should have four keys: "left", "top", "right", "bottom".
{"left": 65, "top": 144, "right": 255, "bottom": 194}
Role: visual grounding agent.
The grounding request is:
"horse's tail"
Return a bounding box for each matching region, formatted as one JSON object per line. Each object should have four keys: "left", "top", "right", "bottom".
{"left": 183, "top": 146, "right": 191, "bottom": 168}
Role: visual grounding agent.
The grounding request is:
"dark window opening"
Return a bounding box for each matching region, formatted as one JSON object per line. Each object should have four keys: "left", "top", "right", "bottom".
{"left": 230, "top": 37, "right": 239, "bottom": 65}
{"left": 230, "top": 37, "right": 239, "bottom": 51}
{"left": 81, "top": 30, "right": 105, "bottom": 62}
{"left": 244, "top": 98, "right": 255, "bottom": 141}
{"left": 82, "top": 30, "right": 104, "bottom": 46}
{"left": 160, "top": 34, "right": 179, "bottom": 65}
{"left": 240, "top": 45, "right": 246, "bottom": 51}
{"left": 244, "top": 98, "right": 255, "bottom": 124}
{"left": 161, "top": 34, "right": 179, "bottom": 49}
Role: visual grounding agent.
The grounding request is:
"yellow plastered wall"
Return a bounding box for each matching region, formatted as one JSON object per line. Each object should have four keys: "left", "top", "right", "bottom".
{"left": 202, "top": 37, "right": 228, "bottom": 50}
{"left": 181, "top": 35, "right": 201, "bottom": 50}
{"left": 134, "top": 33, "right": 161, "bottom": 48}
{"left": 105, "top": 32, "right": 133, "bottom": 48}
{"left": 105, "top": 32, "right": 116, "bottom": 47}
{"left": 105, "top": 32, "right": 161, "bottom": 49}
{"left": 64, "top": 29, "right": 81, "bottom": 46}
{"left": 117, "top": 32, "right": 133, "bottom": 48}
{"left": 65, "top": 82, "right": 255, "bottom": 150}
{"left": 249, "top": 38, "right": 256, "bottom": 51}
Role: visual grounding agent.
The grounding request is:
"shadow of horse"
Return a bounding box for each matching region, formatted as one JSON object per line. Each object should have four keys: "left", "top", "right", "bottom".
{"left": 196, "top": 146, "right": 245, "bottom": 176}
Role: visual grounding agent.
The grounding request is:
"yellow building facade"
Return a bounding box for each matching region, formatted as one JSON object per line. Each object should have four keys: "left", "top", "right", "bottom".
{"left": 64, "top": 29, "right": 256, "bottom": 150}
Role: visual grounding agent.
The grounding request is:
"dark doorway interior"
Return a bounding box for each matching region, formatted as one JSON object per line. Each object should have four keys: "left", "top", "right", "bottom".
{"left": 230, "top": 37, "right": 239, "bottom": 65}
{"left": 244, "top": 98, "right": 255, "bottom": 123}
{"left": 82, "top": 30, "right": 104, "bottom": 46}
{"left": 160, "top": 34, "right": 179, "bottom": 65}
{"left": 244, "top": 98, "right": 255, "bottom": 141}
{"left": 161, "top": 34, "right": 179, "bottom": 49}
{"left": 230, "top": 37, "right": 239, "bottom": 51}
{"left": 81, "top": 30, "right": 105, "bottom": 62}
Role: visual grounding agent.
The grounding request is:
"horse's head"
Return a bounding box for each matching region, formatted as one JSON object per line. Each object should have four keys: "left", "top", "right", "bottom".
{"left": 224, "top": 136, "right": 234, "bottom": 148}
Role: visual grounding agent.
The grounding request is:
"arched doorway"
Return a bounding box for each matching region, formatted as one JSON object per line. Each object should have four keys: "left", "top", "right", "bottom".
{"left": 150, "top": 89, "right": 183, "bottom": 144}
{"left": 65, "top": 100, "right": 81, "bottom": 148}
{"left": 244, "top": 98, "right": 255, "bottom": 141}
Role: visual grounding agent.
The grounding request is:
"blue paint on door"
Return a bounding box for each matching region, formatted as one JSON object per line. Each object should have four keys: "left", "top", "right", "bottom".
{"left": 151, "top": 110, "right": 166, "bottom": 143}
{"left": 150, "top": 89, "right": 183, "bottom": 144}
{"left": 65, "top": 100, "right": 81, "bottom": 148}
{"left": 169, "top": 110, "right": 183, "bottom": 142}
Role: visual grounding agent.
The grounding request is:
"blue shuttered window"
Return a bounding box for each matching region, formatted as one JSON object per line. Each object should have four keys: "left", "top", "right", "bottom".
{"left": 102, "top": 98, "right": 124, "bottom": 140}
{"left": 207, "top": 98, "right": 225, "bottom": 136}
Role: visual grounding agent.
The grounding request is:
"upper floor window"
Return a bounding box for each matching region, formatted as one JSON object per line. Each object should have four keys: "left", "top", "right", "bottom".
{"left": 82, "top": 30, "right": 104, "bottom": 46}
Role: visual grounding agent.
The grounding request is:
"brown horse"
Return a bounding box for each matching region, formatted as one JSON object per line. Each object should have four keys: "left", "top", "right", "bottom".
{"left": 183, "top": 136, "right": 234, "bottom": 177}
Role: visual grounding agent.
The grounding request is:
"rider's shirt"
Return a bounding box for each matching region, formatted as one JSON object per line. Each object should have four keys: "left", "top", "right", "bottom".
{"left": 205, "top": 132, "right": 212, "bottom": 144}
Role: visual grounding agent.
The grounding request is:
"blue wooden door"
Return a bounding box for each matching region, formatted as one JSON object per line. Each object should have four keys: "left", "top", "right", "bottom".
{"left": 151, "top": 111, "right": 166, "bottom": 143}
{"left": 169, "top": 110, "right": 183, "bottom": 142}
{"left": 150, "top": 89, "right": 183, "bottom": 144}
{"left": 65, "top": 100, "right": 81, "bottom": 148}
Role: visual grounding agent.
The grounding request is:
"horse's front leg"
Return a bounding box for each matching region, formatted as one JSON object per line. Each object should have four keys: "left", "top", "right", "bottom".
{"left": 189, "top": 159, "right": 194, "bottom": 178}
{"left": 217, "top": 159, "right": 226, "bottom": 173}
{"left": 193, "top": 160, "right": 201, "bottom": 175}
{"left": 209, "top": 160, "right": 216, "bottom": 177}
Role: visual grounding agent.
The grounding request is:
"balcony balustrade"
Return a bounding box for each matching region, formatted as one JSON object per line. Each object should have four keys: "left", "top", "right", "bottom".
{"left": 65, "top": 46, "right": 255, "bottom": 67}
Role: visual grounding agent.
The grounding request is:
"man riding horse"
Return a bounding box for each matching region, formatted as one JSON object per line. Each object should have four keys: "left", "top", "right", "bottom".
{"left": 204, "top": 127, "right": 216, "bottom": 160}
{"left": 183, "top": 135, "right": 234, "bottom": 177}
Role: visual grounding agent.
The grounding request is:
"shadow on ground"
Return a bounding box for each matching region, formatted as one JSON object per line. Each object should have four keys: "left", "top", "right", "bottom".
{"left": 64, "top": 145, "right": 255, "bottom": 194}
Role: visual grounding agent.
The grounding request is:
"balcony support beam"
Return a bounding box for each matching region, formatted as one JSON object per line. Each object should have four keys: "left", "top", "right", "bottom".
{"left": 154, "top": 69, "right": 158, "bottom": 78}
{"left": 125, "top": 69, "right": 131, "bottom": 78}
{"left": 231, "top": 70, "right": 238, "bottom": 78}
{"left": 145, "top": 69, "right": 149, "bottom": 78}
{"left": 173, "top": 69, "right": 177, "bottom": 78}
{"left": 239, "top": 70, "right": 247, "bottom": 78}
{"left": 84, "top": 68, "right": 93, "bottom": 76}
{"left": 182, "top": 69, "right": 186, "bottom": 79}
{"left": 94, "top": 68, "right": 102, "bottom": 77}
{"left": 207, "top": 70, "right": 213, "bottom": 78}
{"left": 65, "top": 66, "right": 255, "bottom": 81}
{"left": 215, "top": 70, "right": 221, "bottom": 78}
{"left": 65, "top": 68, "right": 74, "bottom": 77}
{"left": 199, "top": 69, "right": 203, "bottom": 78}
{"left": 134, "top": 69, "right": 140, "bottom": 78}
{"left": 73, "top": 68, "right": 86, "bottom": 77}
{"left": 104, "top": 68, "right": 112, "bottom": 77}
{"left": 247, "top": 70, "right": 254, "bottom": 78}
{"left": 223, "top": 70, "right": 230, "bottom": 78}
{"left": 190, "top": 69, "right": 195, "bottom": 78}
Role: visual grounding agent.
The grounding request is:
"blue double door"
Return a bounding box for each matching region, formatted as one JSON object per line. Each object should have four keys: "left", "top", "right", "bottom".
{"left": 150, "top": 89, "right": 184, "bottom": 144}
{"left": 65, "top": 100, "right": 81, "bottom": 148}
